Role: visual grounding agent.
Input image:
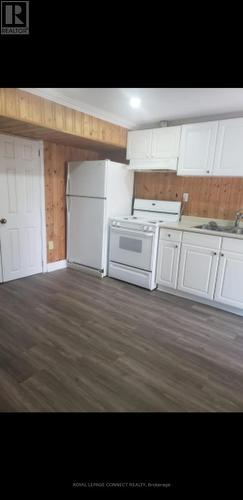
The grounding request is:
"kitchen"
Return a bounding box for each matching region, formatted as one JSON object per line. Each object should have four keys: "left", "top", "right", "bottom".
{"left": 0, "top": 88, "right": 243, "bottom": 413}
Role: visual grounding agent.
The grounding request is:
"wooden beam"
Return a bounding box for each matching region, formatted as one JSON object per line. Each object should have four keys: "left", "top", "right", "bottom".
{"left": 0, "top": 88, "right": 127, "bottom": 150}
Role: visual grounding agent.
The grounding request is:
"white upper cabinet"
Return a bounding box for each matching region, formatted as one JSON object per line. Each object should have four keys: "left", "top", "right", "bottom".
{"left": 151, "top": 126, "right": 181, "bottom": 158}
{"left": 177, "top": 121, "right": 218, "bottom": 176}
{"left": 212, "top": 118, "right": 243, "bottom": 176}
{"left": 126, "top": 126, "right": 181, "bottom": 165}
{"left": 126, "top": 130, "right": 152, "bottom": 160}
{"left": 128, "top": 117, "right": 243, "bottom": 176}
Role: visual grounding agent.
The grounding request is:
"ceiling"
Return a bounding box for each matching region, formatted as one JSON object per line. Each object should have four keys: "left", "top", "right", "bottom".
{"left": 22, "top": 88, "right": 243, "bottom": 130}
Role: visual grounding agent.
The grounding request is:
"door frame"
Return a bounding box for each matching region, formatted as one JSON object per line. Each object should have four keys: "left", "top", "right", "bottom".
{"left": 38, "top": 140, "right": 47, "bottom": 273}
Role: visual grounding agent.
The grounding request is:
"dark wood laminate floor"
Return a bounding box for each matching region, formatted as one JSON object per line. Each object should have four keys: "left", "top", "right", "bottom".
{"left": 0, "top": 268, "right": 243, "bottom": 412}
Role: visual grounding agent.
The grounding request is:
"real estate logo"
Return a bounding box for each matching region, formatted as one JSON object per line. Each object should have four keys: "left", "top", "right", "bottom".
{"left": 1, "top": 1, "right": 29, "bottom": 34}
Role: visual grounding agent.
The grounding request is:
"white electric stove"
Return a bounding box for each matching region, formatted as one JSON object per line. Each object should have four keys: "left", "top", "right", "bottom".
{"left": 108, "top": 199, "right": 181, "bottom": 290}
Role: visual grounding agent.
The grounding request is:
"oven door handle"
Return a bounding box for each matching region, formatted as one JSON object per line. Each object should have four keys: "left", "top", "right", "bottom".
{"left": 110, "top": 226, "right": 154, "bottom": 237}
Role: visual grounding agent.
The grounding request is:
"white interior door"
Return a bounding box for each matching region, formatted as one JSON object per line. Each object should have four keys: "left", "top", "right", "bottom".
{"left": 0, "top": 135, "right": 43, "bottom": 282}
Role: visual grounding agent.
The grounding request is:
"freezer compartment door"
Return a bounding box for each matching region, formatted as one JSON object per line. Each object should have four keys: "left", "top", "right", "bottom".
{"left": 67, "top": 196, "right": 106, "bottom": 270}
{"left": 66, "top": 161, "right": 107, "bottom": 198}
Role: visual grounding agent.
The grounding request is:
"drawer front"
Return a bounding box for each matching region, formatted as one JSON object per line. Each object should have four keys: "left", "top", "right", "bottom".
{"left": 222, "top": 237, "right": 243, "bottom": 253}
{"left": 182, "top": 231, "right": 221, "bottom": 250}
{"left": 159, "top": 228, "right": 182, "bottom": 242}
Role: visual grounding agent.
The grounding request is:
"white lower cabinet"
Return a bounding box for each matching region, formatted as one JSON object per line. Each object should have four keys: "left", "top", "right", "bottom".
{"left": 177, "top": 243, "right": 219, "bottom": 299}
{"left": 214, "top": 238, "right": 243, "bottom": 308}
{"left": 156, "top": 240, "right": 181, "bottom": 289}
{"left": 157, "top": 229, "right": 243, "bottom": 314}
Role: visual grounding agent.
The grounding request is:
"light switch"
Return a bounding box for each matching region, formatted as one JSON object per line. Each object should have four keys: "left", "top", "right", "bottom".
{"left": 183, "top": 193, "right": 189, "bottom": 202}
{"left": 48, "top": 241, "right": 54, "bottom": 250}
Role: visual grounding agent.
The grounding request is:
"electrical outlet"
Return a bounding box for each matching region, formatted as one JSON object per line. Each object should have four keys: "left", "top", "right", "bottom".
{"left": 183, "top": 193, "right": 189, "bottom": 202}
{"left": 48, "top": 241, "right": 54, "bottom": 250}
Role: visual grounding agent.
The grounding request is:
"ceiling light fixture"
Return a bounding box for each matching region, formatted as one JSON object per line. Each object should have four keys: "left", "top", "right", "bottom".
{"left": 129, "top": 97, "right": 141, "bottom": 109}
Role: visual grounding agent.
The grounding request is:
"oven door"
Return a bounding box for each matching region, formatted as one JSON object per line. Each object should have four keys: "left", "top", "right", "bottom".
{"left": 109, "top": 226, "right": 154, "bottom": 271}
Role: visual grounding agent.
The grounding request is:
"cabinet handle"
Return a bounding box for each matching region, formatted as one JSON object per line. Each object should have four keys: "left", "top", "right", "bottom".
{"left": 212, "top": 252, "right": 217, "bottom": 255}
{"left": 221, "top": 253, "right": 224, "bottom": 257}
{"left": 206, "top": 170, "right": 210, "bottom": 174}
{"left": 175, "top": 245, "right": 178, "bottom": 248}
{"left": 168, "top": 234, "right": 171, "bottom": 237}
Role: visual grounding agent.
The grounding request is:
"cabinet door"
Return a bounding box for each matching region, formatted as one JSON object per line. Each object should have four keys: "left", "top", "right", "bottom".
{"left": 126, "top": 130, "right": 152, "bottom": 160}
{"left": 151, "top": 126, "right": 181, "bottom": 158}
{"left": 177, "top": 121, "right": 218, "bottom": 176}
{"left": 157, "top": 240, "right": 181, "bottom": 289}
{"left": 177, "top": 244, "right": 219, "bottom": 299}
{"left": 214, "top": 251, "right": 243, "bottom": 308}
{"left": 213, "top": 118, "right": 243, "bottom": 176}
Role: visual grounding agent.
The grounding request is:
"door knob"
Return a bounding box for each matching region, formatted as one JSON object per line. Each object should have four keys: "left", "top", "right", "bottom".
{"left": 0, "top": 218, "right": 7, "bottom": 224}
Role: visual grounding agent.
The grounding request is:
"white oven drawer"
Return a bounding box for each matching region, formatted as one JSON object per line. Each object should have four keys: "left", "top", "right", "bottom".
{"left": 108, "top": 262, "right": 154, "bottom": 289}
{"left": 109, "top": 226, "right": 154, "bottom": 271}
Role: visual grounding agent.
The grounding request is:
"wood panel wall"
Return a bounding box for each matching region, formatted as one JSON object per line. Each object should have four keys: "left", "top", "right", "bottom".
{"left": 0, "top": 89, "right": 127, "bottom": 150}
{"left": 134, "top": 172, "right": 243, "bottom": 220}
{"left": 44, "top": 142, "right": 126, "bottom": 263}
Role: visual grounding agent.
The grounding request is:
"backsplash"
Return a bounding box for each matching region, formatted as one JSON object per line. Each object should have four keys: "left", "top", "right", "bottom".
{"left": 134, "top": 172, "right": 243, "bottom": 221}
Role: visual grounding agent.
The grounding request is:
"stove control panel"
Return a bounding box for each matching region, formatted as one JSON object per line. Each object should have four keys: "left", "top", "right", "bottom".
{"left": 110, "top": 219, "right": 157, "bottom": 233}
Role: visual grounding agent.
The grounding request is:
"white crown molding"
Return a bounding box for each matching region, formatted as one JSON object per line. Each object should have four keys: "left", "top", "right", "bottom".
{"left": 19, "top": 88, "right": 136, "bottom": 129}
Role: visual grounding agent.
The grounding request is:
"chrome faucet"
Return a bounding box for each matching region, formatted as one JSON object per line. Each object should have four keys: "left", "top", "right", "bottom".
{"left": 234, "top": 209, "right": 243, "bottom": 228}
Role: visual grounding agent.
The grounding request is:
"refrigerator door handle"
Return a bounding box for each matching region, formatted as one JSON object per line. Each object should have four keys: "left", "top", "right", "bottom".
{"left": 67, "top": 175, "right": 71, "bottom": 195}
{"left": 66, "top": 196, "right": 71, "bottom": 213}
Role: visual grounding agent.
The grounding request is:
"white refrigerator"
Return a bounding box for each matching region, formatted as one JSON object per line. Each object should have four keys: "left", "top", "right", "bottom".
{"left": 66, "top": 160, "right": 134, "bottom": 276}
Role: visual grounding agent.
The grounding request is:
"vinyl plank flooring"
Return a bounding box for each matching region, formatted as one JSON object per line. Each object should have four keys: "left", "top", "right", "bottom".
{"left": 0, "top": 268, "right": 243, "bottom": 411}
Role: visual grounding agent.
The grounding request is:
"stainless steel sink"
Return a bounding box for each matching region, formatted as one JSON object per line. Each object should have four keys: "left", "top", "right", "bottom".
{"left": 194, "top": 222, "right": 243, "bottom": 234}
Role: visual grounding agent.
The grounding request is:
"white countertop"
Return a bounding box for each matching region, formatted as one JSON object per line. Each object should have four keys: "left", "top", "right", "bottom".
{"left": 159, "top": 216, "right": 243, "bottom": 240}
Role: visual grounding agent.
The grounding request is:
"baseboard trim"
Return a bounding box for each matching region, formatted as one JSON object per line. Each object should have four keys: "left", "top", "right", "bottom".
{"left": 47, "top": 260, "right": 67, "bottom": 272}
{"left": 157, "top": 285, "right": 243, "bottom": 317}
{"left": 67, "top": 261, "right": 105, "bottom": 277}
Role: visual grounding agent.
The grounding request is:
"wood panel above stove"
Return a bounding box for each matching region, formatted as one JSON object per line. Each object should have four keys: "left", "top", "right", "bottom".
{"left": 134, "top": 171, "right": 243, "bottom": 221}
